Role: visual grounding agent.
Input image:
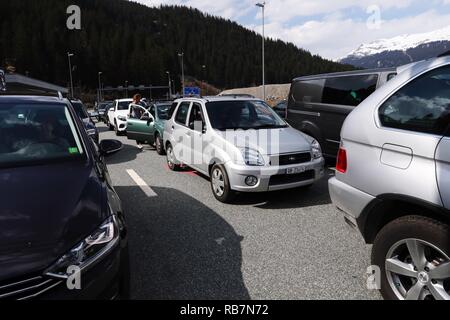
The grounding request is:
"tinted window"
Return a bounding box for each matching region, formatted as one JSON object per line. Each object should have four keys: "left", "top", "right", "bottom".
{"left": 175, "top": 102, "right": 190, "bottom": 125}
{"left": 291, "top": 79, "right": 324, "bottom": 104}
{"left": 0, "top": 103, "right": 85, "bottom": 167}
{"left": 379, "top": 66, "right": 450, "bottom": 135}
{"left": 206, "top": 100, "right": 287, "bottom": 130}
{"left": 322, "top": 74, "right": 378, "bottom": 107}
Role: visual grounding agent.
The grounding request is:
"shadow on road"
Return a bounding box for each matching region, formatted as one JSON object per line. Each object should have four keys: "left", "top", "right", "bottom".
{"left": 114, "top": 186, "right": 250, "bottom": 300}
{"left": 104, "top": 143, "right": 142, "bottom": 165}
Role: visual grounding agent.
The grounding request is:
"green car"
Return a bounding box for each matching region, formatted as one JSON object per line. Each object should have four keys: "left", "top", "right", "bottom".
{"left": 126, "top": 102, "right": 172, "bottom": 155}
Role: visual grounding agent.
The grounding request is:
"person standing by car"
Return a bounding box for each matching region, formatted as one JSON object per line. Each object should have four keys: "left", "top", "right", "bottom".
{"left": 129, "top": 94, "right": 146, "bottom": 150}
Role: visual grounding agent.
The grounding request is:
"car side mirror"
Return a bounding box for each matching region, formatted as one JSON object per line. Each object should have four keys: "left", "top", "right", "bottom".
{"left": 99, "top": 139, "right": 123, "bottom": 156}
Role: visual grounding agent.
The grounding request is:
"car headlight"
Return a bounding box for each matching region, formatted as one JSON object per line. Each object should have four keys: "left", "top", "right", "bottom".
{"left": 238, "top": 148, "right": 265, "bottom": 166}
{"left": 117, "top": 115, "right": 127, "bottom": 121}
{"left": 311, "top": 139, "right": 322, "bottom": 159}
{"left": 45, "top": 216, "right": 119, "bottom": 278}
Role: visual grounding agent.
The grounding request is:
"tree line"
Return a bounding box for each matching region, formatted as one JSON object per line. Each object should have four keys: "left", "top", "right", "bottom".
{"left": 0, "top": 0, "right": 354, "bottom": 93}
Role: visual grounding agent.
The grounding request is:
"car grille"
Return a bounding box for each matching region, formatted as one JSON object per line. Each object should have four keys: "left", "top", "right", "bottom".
{"left": 271, "top": 152, "right": 311, "bottom": 166}
{"left": 0, "top": 275, "right": 63, "bottom": 300}
{"left": 269, "top": 170, "right": 315, "bottom": 186}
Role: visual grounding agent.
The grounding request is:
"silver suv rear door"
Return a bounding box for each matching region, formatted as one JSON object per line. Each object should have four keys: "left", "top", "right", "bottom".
{"left": 436, "top": 136, "right": 450, "bottom": 209}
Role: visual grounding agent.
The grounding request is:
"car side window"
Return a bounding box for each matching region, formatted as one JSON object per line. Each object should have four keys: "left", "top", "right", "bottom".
{"left": 379, "top": 65, "right": 450, "bottom": 136}
{"left": 322, "top": 74, "right": 379, "bottom": 107}
{"left": 175, "top": 102, "right": 191, "bottom": 126}
{"left": 188, "top": 103, "right": 205, "bottom": 132}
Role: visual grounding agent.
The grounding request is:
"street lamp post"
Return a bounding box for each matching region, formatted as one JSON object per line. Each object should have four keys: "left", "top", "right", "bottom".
{"left": 201, "top": 65, "right": 207, "bottom": 96}
{"left": 178, "top": 53, "right": 185, "bottom": 96}
{"left": 125, "top": 80, "right": 128, "bottom": 98}
{"left": 166, "top": 71, "right": 172, "bottom": 98}
{"left": 98, "top": 71, "right": 103, "bottom": 102}
{"left": 256, "top": 2, "right": 266, "bottom": 101}
{"left": 67, "top": 52, "right": 74, "bottom": 98}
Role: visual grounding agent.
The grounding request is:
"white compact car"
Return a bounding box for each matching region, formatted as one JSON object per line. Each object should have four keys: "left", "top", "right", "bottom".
{"left": 163, "top": 96, "right": 325, "bottom": 202}
{"left": 107, "top": 99, "right": 133, "bottom": 135}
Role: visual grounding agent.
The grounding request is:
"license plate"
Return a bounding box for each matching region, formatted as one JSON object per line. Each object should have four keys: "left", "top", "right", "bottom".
{"left": 286, "top": 166, "right": 306, "bottom": 174}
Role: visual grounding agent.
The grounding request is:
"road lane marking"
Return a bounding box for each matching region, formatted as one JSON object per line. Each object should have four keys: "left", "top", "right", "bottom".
{"left": 126, "top": 169, "right": 158, "bottom": 197}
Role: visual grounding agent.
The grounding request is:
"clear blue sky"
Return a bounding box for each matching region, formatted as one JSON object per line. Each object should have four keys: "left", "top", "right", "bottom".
{"left": 133, "top": 0, "right": 450, "bottom": 60}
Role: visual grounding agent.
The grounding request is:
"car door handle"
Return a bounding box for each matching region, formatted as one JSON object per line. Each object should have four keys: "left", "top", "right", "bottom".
{"left": 128, "top": 123, "right": 133, "bottom": 126}
{"left": 185, "top": 132, "right": 191, "bottom": 136}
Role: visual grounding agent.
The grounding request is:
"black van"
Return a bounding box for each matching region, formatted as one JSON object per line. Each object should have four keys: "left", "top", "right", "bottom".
{"left": 286, "top": 68, "right": 397, "bottom": 159}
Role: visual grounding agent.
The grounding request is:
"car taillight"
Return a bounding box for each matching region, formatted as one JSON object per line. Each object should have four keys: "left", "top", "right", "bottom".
{"left": 336, "top": 147, "right": 347, "bottom": 173}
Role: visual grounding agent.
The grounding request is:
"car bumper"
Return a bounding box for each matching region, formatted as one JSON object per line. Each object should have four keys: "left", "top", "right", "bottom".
{"left": 328, "top": 177, "right": 375, "bottom": 229}
{"left": 225, "top": 157, "right": 325, "bottom": 192}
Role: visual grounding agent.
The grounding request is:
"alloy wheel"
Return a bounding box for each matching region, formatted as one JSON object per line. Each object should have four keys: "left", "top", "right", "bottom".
{"left": 211, "top": 168, "right": 225, "bottom": 197}
{"left": 385, "top": 238, "right": 450, "bottom": 300}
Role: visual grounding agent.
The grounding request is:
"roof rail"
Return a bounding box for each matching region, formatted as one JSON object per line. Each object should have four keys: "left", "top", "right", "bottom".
{"left": 57, "top": 91, "right": 64, "bottom": 100}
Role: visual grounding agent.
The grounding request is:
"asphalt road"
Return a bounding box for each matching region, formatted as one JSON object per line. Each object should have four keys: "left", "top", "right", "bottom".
{"left": 98, "top": 122, "right": 380, "bottom": 300}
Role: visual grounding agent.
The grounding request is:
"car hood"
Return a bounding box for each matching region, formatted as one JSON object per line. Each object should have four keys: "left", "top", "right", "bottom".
{"left": 0, "top": 161, "right": 107, "bottom": 282}
{"left": 215, "top": 126, "right": 312, "bottom": 155}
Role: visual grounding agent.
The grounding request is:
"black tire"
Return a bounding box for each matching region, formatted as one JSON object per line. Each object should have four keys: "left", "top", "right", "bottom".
{"left": 210, "top": 164, "right": 235, "bottom": 203}
{"left": 372, "top": 215, "right": 450, "bottom": 300}
{"left": 155, "top": 134, "right": 165, "bottom": 155}
{"left": 166, "top": 143, "right": 180, "bottom": 171}
{"left": 107, "top": 119, "right": 114, "bottom": 131}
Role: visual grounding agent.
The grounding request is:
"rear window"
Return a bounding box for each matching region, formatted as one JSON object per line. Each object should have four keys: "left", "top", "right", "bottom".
{"left": 0, "top": 103, "right": 85, "bottom": 167}
{"left": 322, "top": 74, "right": 378, "bottom": 107}
{"left": 379, "top": 65, "right": 450, "bottom": 135}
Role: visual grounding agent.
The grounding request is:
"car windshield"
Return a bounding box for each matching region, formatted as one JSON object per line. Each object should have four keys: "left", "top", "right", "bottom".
{"left": 156, "top": 104, "right": 171, "bottom": 120}
{"left": 117, "top": 101, "right": 131, "bottom": 110}
{"left": 206, "top": 100, "right": 288, "bottom": 130}
{"left": 0, "top": 103, "right": 85, "bottom": 168}
{"left": 98, "top": 102, "right": 111, "bottom": 110}
{"left": 71, "top": 101, "right": 89, "bottom": 119}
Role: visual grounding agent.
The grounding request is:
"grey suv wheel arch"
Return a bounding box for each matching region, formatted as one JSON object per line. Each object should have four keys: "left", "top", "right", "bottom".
{"left": 357, "top": 194, "right": 450, "bottom": 244}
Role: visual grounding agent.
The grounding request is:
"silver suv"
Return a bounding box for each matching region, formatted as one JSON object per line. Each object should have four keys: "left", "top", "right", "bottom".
{"left": 329, "top": 56, "right": 450, "bottom": 300}
{"left": 164, "top": 96, "right": 325, "bottom": 202}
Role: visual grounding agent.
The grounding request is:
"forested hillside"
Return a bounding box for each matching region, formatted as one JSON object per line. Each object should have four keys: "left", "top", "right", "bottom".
{"left": 0, "top": 0, "right": 354, "bottom": 91}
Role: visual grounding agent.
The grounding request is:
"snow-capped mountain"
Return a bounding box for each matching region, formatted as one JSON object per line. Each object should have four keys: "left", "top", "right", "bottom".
{"left": 340, "top": 26, "right": 450, "bottom": 69}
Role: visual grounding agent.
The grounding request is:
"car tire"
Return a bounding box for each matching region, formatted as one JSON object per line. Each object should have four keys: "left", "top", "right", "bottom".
{"left": 372, "top": 215, "right": 450, "bottom": 300}
{"left": 155, "top": 134, "right": 165, "bottom": 155}
{"left": 210, "top": 164, "right": 235, "bottom": 203}
{"left": 166, "top": 143, "right": 181, "bottom": 171}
